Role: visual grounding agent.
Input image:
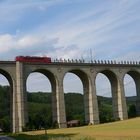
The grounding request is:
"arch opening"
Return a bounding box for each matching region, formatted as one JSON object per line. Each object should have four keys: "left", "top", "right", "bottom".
{"left": 26, "top": 69, "right": 56, "bottom": 130}
{"left": 124, "top": 71, "right": 140, "bottom": 118}
{"left": 0, "top": 69, "right": 13, "bottom": 132}
{"left": 95, "top": 70, "right": 118, "bottom": 123}
{"left": 63, "top": 70, "right": 88, "bottom": 127}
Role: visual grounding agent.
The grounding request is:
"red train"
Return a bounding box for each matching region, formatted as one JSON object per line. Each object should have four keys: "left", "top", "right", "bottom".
{"left": 15, "top": 56, "right": 51, "bottom": 63}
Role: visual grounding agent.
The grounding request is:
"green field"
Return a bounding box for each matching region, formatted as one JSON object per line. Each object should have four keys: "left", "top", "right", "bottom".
{"left": 10, "top": 117, "right": 140, "bottom": 140}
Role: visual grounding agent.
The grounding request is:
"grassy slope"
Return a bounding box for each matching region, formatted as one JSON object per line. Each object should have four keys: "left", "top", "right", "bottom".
{"left": 13, "top": 117, "right": 140, "bottom": 140}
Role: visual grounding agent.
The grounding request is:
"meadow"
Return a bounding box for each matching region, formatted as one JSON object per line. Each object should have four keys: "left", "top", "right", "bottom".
{"left": 10, "top": 117, "right": 140, "bottom": 140}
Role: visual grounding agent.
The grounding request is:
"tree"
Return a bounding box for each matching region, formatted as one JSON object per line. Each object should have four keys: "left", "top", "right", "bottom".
{"left": 128, "top": 104, "right": 136, "bottom": 118}
{"left": 0, "top": 116, "right": 10, "bottom": 132}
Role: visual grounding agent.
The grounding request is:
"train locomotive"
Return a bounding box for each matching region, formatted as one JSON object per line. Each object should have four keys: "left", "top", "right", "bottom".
{"left": 15, "top": 56, "right": 51, "bottom": 63}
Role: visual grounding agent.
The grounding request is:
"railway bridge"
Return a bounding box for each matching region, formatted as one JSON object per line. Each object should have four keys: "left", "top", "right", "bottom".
{"left": 0, "top": 60, "right": 140, "bottom": 132}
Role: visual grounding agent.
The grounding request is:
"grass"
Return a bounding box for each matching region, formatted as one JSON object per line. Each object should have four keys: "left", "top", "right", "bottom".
{"left": 8, "top": 117, "right": 140, "bottom": 140}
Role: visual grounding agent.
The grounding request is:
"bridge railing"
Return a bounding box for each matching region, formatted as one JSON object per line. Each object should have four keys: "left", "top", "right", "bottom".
{"left": 53, "top": 58, "right": 140, "bottom": 65}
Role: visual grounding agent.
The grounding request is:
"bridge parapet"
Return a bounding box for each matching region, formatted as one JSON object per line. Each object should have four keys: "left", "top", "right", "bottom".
{"left": 53, "top": 59, "right": 140, "bottom": 66}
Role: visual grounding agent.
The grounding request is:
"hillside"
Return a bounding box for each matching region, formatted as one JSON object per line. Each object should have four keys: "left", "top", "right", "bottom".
{"left": 11, "top": 117, "right": 140, "bottom": 140}
{"left": 27, "top": 92, "right": 137, "bottom": 127}
{"left": 0, "top": 85, "right": 137, "bottom": 132}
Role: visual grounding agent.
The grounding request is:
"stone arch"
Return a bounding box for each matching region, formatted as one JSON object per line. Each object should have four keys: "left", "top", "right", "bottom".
{"left": 95, "top": 69, "right": 122, "bottom": 121}
{"left": 95, "top": 72, "right": 112, "bottom": 123}
{"left": 63, "top": 69, "right": 92, "bottom": 125}
{"left": 0, "top": 69, "right": 14, "bottom": 132}
{"left": 65, "top": 69, "right": 90, "bottom": 93}
{"left": 30, "top": 69, "right": 57, "bottom": 91}
{"left": 0, "top": 69, "right": 13, "bottom": 86}
{"left": 125, "top": 70, "right": 140, "bottom": 97}
{"left": 25, "top": 68, "right": 58, "bottom": 128}
{"left": 123, "top": 70, "right": 140, "bottom": 116}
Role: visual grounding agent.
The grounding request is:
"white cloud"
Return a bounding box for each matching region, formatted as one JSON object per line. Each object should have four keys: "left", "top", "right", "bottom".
{"left": 0, "top": 34, "right": 17, "bottom": 52}
{"left": 116, "top": 51, "right": 140, "bottom": 61}
{"left": 1, "top": 0, "right": 139, "bottom": 60}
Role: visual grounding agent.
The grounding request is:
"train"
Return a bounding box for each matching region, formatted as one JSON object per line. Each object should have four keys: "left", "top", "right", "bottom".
{"left": 15, "top": 56, "right": 51, "bottom": 63}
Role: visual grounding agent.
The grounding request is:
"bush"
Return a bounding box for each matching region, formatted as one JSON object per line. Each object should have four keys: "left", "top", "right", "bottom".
{"left": 128, "top": 104, "right": 136, "bottom": 118}
{"left": 0, "top": 116, "right": 10, "bottom": 132}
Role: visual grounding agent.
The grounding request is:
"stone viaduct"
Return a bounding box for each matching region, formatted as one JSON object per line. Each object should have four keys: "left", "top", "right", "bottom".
{"left": 0, "top": 60, "right": 140, "bottom": 133}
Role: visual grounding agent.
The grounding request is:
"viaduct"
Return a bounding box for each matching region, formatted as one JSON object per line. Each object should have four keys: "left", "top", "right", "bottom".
{"left": 0, "top": 60, "right": 140, "bottom": 132}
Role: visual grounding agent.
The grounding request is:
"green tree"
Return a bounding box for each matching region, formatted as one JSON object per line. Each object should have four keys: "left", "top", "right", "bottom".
{"left": 128, "top": 104, "right": 136, "bottom": 118}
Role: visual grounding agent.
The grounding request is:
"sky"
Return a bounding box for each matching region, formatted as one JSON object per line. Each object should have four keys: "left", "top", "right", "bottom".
{"left": 0, "top": 0, "right": 140, "bottom": 97}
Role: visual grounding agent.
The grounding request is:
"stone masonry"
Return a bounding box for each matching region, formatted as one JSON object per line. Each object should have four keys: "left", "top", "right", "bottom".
{"left": 0, "top": 60, "right": 140, "bottom": 132}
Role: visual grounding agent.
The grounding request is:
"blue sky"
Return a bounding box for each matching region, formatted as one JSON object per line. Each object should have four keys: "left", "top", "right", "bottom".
{"left": 0, "top": 0, "right": 140, "bottom": 96}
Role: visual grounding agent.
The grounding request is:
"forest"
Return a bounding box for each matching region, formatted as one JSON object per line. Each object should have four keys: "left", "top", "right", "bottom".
{"left": 0, "top": 85, "right": 137, "bottom": 132}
